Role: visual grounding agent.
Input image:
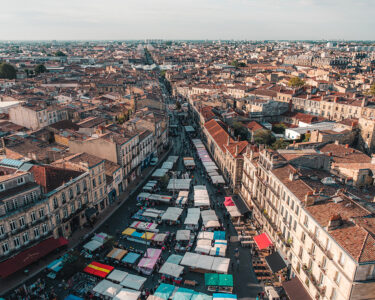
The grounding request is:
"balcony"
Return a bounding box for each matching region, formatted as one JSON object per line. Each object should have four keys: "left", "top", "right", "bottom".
{"left": 0, "top": 233, "right": 9, "bottom": 241}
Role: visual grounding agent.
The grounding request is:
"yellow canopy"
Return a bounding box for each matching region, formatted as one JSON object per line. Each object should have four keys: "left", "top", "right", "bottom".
{"left": 122, "top": 227, "right": 136, "bottom": 236}
{"left": 141, "top": 232, "right": 155, "bottom": 240}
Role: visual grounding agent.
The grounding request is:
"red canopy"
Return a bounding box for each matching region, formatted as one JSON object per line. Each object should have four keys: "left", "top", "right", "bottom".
{"left": 0, "top": 237, "right": 68, "bottom": 278}
{"left": 224, "top": 197, "right": 235, "bottom": 207}
{"left": 253, "top": 233, "right": 273, "bottom": 250}
{"left": 84, "top": 261, "right": 114, "bottom": 278}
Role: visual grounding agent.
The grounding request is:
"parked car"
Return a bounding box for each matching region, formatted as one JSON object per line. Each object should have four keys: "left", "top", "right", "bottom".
{"left": 150, "top": 157, "right": 159, "bottom": 166}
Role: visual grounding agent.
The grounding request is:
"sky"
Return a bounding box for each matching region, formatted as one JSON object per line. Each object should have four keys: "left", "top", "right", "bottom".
{"left": 0, "top": 0, "right": 374, "bottom": 40}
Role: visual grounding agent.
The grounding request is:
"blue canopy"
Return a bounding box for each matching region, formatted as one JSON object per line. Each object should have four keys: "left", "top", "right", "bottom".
{"left": 155, "top": 283, "right": 176, "bottom": 300}
{"left": 122, "top": 252, "right": 141, "bottom": 264}
{"left": 132, "top": 231, "right": 143, "bottom": 238}
{"left": 213, "top": 293, "right": 237, "bottom": 299}
{"left": 47, "top": 257, "right": 64, "bottom": 273}
{"left": 214, "top": 231, "right": 225, "bottom": 240}
{"left": 173, "top": 288, "right": 196, "bottom": 300}
{"left": 64, "top": 295, "right": 83, "bottom": 300}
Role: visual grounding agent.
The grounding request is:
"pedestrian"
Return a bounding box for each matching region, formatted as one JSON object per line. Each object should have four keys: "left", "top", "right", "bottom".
{"left": 236, "top": 258, "right": 240, "bottom": 267}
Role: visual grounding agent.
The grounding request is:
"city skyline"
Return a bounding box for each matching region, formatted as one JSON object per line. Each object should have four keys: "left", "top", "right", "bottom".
{"left": 1, "top": 0, "right": 374, "bottom": 40}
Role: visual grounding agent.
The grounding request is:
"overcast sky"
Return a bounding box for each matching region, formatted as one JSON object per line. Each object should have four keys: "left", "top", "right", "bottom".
{"left": 1, "top": 0, "right": 374, "bottom": 40}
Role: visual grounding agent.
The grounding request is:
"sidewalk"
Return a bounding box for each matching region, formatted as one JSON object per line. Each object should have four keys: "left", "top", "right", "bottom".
{"left": 0, "top": 146, "right": 171, "bottom": 296}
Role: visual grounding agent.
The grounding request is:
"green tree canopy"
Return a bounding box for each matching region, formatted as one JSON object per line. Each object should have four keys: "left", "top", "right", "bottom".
{"left": 288, "top": 76, "right": 305, "bottom": 88}
{"left": 34, "top": 64, "right": 47, "bottom": 75}
{"left": 54, "top": 50, "right": 67, "bottom": 57}
{"left": 232, "top": 121, "right": 249, "bottom": 141}
{"left": 0, "top": 63, "right": 17, "bottom": 79}
{"left": 271, "top": 138, "right": 289, "bottom": 150}
{"left": 272, "top": 123, "right": 287, "bottom": 134}
{"left": 230, "top": 60, "right": 246, "bottom": 68}
{"left": 253, "top": 129, "right": 275, "bottom": 145}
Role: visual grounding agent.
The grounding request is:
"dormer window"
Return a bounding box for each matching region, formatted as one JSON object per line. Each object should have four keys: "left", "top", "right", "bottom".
{"left": 17, "top": 177, "right": 24, "bottom": 185}
{"left": 0, "top": 184, "right": 4, "bottom": 191}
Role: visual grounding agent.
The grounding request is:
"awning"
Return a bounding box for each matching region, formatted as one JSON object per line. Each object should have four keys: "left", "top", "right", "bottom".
{"left": 282, "top": 277, "right": 313, "bottom": 300}
{"left": 253, "top": 233, "right": 273, "bottom": 250}
{"left": 224, "top": 197, "right": 235, "bottom": 207}
{"left": 232, "top": 195, "right": 251, "bottom": 215}
{"left": 265, "top": 251, "right": 287, "bottom": 273}
{"left": 0, "top": 237, "right": 68, "bottom": 278}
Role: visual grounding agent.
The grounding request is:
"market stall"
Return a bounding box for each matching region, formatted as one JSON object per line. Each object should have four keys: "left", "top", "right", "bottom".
{"left": 205, "top": 273, "right": 233, "bottom": 293}
{"left": 154, "top": 283, "right": 176, "bottom": 300}
{"left": 113, "top": 288, "right": 141, "bottom": 300}
{"left": 253, "top": 233, "right": 273, "bottom": 250}
{"left": 176, "top": 191, "right": 189, "bottom": 207}
{"left": 93, "top": 279, "right": 122, "bottom": 299}
{"left": 130, "top": 221, "right": 159, "bottom": 232}
{"left": 84, "top": 261, "right": 114, "bottom": 278}
{"left": 83, "top": 240, "right": 103, "bottom": 253}
{"left": 183, "top": 157, "right": 196, "bottom": 169}
{"left": 176, "top": 229, "right": 194, "bottom": 252}
{"left": 138, "top": 248, "right": 162, "bottom": 275}
{"left": 212, "top": 293, "right": 237, "bottom": 300}
{"left": 194, "top": 186, "right": 210, "bottom": 207}
{"left": 92, "top": 232, "right": 109, "bottom": 244}
{"left": 161, "top": 207, "right": 183, "bottom": 223}
{"left": 106, "top": 248, "right": 128, "bottom": 261}
{"left": 152, "top": 168, "right": 169, "bottom": 178}
{"left": 120, "top": 274, "right": 147, "bottom": 291}
{"left": 121, "top": 252, "right": 141, "bottom": 267}
{"left": 184, "top": 208, "right": 201, "bottom": 230}
{"left": 148, "top": 194, "right": 173, "bottom": 204}
{"left": 167, "top": 179, "right": 191, "bottom": 191}
{"left": 106, "top": 269, "right": 128, "bottom": 283}
{"left": 173, "top": 287, "right": 196, "bottom": 300}
{"left": 159, "top": 262, "right": 184, "bottom": 278}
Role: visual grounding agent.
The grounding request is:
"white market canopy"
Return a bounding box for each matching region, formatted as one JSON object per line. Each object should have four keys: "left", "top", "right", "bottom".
{"left": 107, "top": 269, "right": 129, "bottom": 283}
{"left": 148, "top": 194, "right": 172, "bottom": 203}
{"left": 83, "top": 240, "right": 102, "bottom": 252}
{"left": 161, "top": 207, "right": 183, "bottom": 222}
{"left": 113, "top": 288, "right": 141, "bottom": 300}
{"left": 93, "top": 279, "right": 122, "bottom": 298}
{"left": 166, "top": 156, "right": 179, "bottom": 164}
{"left": 152, "top": 168, "right": 169, "bottom": 178}
{"left": 162, "top": 161, "right": 174, "bottom": 170}
{"left": 167, "top": 179, "right": 191, "bottom": 191}
{"left": 176, "top": 190, "right": 189, "bottom": 206}
{"left": 120, "top": 274, "right": 147, "bottom": 290}
{"left": 211, "top": 175, "right": 225, "bottom": 184}
{"left": 176, "top": 230, "right": 191, "bottom": 241}
{"left": 194, "top": 186, "right": 210, "bottom": 207}
{"left": 184, "top": 208, "right": 201, "bottom": 225}
{"left": 197, "top": 231, "right": 214, "bottom": 241}
{"left": 180, "top": 252, "right": 230, "bottom": 274}
{"left": 159, "top": 262, "right": 184, "bottom": 278}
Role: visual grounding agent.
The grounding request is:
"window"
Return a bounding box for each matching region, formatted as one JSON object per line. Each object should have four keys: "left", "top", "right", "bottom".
{"left": 22, "top": 232, "right": 29, "bottom": 244}
{"left": 94, "top": 192, "right": 98, "bottom": 201}
{"left": 321, "top": 256, "right": 327, "bottom": 268}
{"left": 293, "top": 220, "right": 297, "bottom": 232}
{"left": 298, "top": 246, "right": 303, "bottom": 259}
{"left": 303, "top": 215, "right": 309, "bottom": 228}
{"left": 61, "top": 192, "right": 66, "bottom": 204}
{"left": 63, "top": 208, "right": 68, "bottom": 218}
{"left": 39, "top": 208, "right": 44, "bottom": 218}
{"left": 339, "top": 252, "right": 346, "bottom": 267}
{"left": 98, "top": 175, "right": 102, "bottom": 185}
{"left": 42, "top": 223, "right": 48, "bottom": 234}
{"left": 9, "top": 220, "right": 16, "bottom": 231}
{"left": 100, "top": 188, "right": 103, "bottom": 197}
{"left": 30, "top": 211, "right": 36, "bottom": 222}
{"left": 319, "top": 273, "right": 324, "bottom": 286}
{"left": 92, "top": 178, "right": 96, "bottom": 188}
{"left": 19, "top": 216, "right": 25, "bottom": 228}
{"left": 301, "top": 232, "right": 306, "bottom": 243}
{"left": 14, "top": 236, "right": 20, "bottom": 248}
{"left": 78, "top": 200, "right": 82, "bottom": 209}
{"left": 70, "top": 203, "right": 75, "bottom": 214}
{"left": 0, "top": 184, "right": 4, "bottom": 191}
{"left": 53, "top": 197, "right": 58, "bottom": 209}
{"left": 334, "top": 271, "right": 341, "bottom": 285}
{"left": 34, "top": 227, "right": 40, "bottom": 238}
{"left": 2, "top": 242, "right": 9, "bottom": 254}
{"left": 17, "top": 177, "right": 24, "bottom": 185}
{"left": 84, "top": 194, "right": 88, "bottom": 204}
{"left": 0, "top": 225, "right": 4, "bottom": 236}
{"left": 55, "top": 213, "right": 60, "bottom": 223}
{"left": 69, "top": 188, "right": 74, "bottom": 199}
{"left": 76, "top": 184, "right": 81, "bottom": 195}
{"left": 83, "top": 180, "right": 87, "bottom": 191}
{"left": 326, "top": 238, "right": 331, "bottom": 251}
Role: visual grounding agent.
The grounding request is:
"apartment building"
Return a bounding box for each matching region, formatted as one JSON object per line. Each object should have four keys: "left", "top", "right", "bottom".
{"left": 0, "top": 170, "right": 49, "bottom": 260}
{"left": 53, "top": 153, "right": 108, "bottom": 214}
{"left": 241, "top": 147, "right": 375, "bottom": 300}
{"left": 203, "top": 119, "right": 248, "bottom": 193}
{"left": 30, "top": 165, "right": 91, "bottom": 239}
{"left": 9, "top": 104, "right": 69, "bottom": 130}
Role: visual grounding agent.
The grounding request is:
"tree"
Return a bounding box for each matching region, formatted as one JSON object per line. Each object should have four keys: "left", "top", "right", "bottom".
{"left": 230, "top": 60, "right": 246, "bottom": 69}
{"left": 160, "top": 70, "right": 167, "bottom": 77}
{"left": 368, "top": 83, "right": 375, "bottom": 96}
{"left": 160, "top": 174, "right": 170, "bottom": 189}
{"left": 288, "top": 76, "right": 305, "bottom": 88}
{"left": 0, "top": 63, "right": 17, "bottom": 79}
{"left": 303, "top": 132, "right": 311, "bottom": 142}
{"left": 253, "top": 129, "right": 275, "bottom": 145}
{"left": 34, "top": 64, "right": 47, "bottom": 75}
{"left": 54, "top": 50, "right": 67, "bottom": 57}
{"left": 271, "top": 138, "right": 289, "bottom": 150}
{"left": 272, "top": 123, "right": 287, "bottom": 134}
{"left": 232, "top": 121, "right": 249, "bottom": 140}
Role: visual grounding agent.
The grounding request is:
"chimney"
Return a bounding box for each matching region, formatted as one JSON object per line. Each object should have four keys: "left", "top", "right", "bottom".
{"left": 246, "top": 144, "right": 250, "bottom": 156}
{"left": 305, "top": 191, "right": 315, "bottom": 206}
{"left": 335, "top": 140, "right": 339, "bottom": 145}
{"left": 227, "top": 135, "right": 230, "bottom": 146}
{"left": 328, "top": 214, "right": 343, "bottom": 230}
{"left": 345, "top": 144, "right": 349, "bottom": 148}
{"left": 235, "top": 145, "right": 239, "bottom": 156}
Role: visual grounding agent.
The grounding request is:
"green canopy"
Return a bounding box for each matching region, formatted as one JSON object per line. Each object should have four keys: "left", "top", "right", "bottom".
{"left": 205, "top": 273, "right": 219, "bottom": 286}
{"left": 218, "top": 274, "right": 233, "bottom": 287}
